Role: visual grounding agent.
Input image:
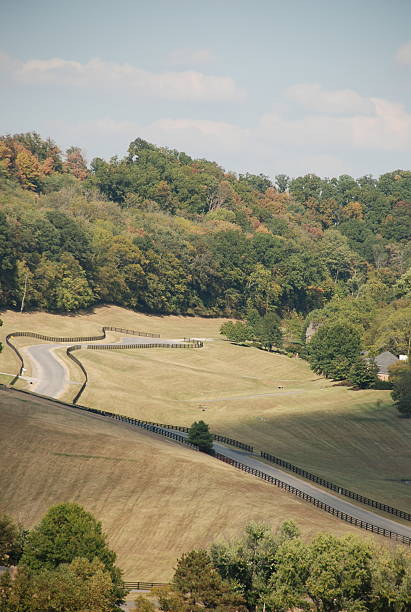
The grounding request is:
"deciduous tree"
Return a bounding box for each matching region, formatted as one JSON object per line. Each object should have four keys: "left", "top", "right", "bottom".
{"left": 307, "top": 322, "right": 362, "bottom": 379}
{"left": 20, "top": 503, "right": 125, "bottom": 607}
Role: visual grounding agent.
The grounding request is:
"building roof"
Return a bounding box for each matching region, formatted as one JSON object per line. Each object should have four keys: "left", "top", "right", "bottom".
{"left": 374, "top": 351, "right": 399, "bottom": 375}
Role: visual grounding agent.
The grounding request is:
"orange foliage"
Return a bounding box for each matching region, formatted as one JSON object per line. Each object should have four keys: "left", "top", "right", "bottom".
{"left": 342, "top": 201, "right": 364, "bottom": 220}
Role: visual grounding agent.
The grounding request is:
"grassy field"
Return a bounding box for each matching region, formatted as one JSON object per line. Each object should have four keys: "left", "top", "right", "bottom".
{"left": 1, "top": 305, "right": 410, "bottom": 511}
{"left": 0, "top": 389, "right": 367, "bottom": 581}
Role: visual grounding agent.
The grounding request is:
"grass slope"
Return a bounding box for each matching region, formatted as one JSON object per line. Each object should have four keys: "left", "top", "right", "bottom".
{"left": 0, "top": 389, "right": 364, "bottom": 580}
{"left": 1, "top": 306, "right": 410, "bottom": 511}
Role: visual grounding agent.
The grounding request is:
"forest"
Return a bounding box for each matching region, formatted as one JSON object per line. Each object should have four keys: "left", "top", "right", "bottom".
{"left": 0, "top": 131, "right": 410, "bottom": 367}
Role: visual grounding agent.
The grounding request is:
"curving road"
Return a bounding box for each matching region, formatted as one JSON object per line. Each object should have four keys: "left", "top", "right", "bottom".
{"left": 25, "top": 343, "right": 71, "bottom": 398}
{"left": 23, "top": 338, "right": 193, "bottom": 399}
{"left": 20, "top": 336, "right": 411, "bottom": 541}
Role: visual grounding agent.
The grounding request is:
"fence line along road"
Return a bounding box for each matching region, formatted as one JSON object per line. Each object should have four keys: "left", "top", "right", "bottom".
{"left": 5, "top": 326, "right": 161, "bottom": 384}
{"left": 261, "top": 451, "right": 411, "bottom": 522}
{"left": 133, "top": 419, "right": 253, "bottom": 452}
{"left": 2, "top": 385, "right": 410, "bottom": 546}
{"left": 214, "top": 452, "right": 411, "bottom": 546}
{"left": 6, "top": 327, "right": 202, "bottom": 403}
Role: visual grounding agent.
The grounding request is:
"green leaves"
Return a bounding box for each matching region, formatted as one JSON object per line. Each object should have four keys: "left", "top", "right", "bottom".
{"left": 390, "top": 364, "right": 411, "bottom": 417}
{"left": 19, "top": 503, "right": 125, "bottom": 608}
{"left": 307, "top": 321, "right": 362, "bottom": 380}
{"left": 187, "top": 421, "right": 214, "bottom": 454}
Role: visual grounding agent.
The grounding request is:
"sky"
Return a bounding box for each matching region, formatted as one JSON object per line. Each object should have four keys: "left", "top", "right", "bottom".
{"left": 1, "top": 0, "right": 411, "bottom": 179}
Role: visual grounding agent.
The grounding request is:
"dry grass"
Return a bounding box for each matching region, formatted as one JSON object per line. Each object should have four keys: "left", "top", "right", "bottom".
{"left": 1, "top": 306, "right": 410, "bottom": 511}
{"left": 0, "top": 389, "right": 370, "bottom": 580}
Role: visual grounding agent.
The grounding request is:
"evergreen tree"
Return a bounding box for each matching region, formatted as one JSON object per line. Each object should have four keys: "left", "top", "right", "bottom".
{"left": 187, "top": 421, "right": 214, "bottom": 453}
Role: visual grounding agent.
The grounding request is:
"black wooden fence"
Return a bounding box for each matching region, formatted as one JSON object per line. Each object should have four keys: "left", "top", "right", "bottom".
{"left": 126, "top": 420, "right": 253, "bottom": 452}
{"left": 86, "top": 341, "right": 203, "bottom": 350}
{"left": 5, "top": 326, "right": 160, "bottom": 384}
{"left": 261, "top": 451, "right": 411, "bottom": 522}
{"left": 214, "top": 452, "right": 411, "bottom": 546}
{"left": 2, "top": 385, "right": 410, "bottom": 546}
{"left": 58, "top": 400, "right": 200, "bottom": 451}
{"left": 124, "top": 581, "right": 167, "bottom": 590}
{"left": 5, "top": 328, "right": 202, "bottom": 403}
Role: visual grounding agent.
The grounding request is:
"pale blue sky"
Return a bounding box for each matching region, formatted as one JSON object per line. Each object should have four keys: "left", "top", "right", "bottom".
{"left": 1, "top": 0, "right": 411, "bottom": 178}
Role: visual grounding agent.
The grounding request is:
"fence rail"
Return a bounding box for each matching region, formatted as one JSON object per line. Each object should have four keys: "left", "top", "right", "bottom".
{"left": 124, "top": 581, "right": 167, "bottom": 590}
{"left": 5, "top": 326, "right": 160, "bottom": 384}
{"left": 5, "top": 328, "right": 202, "bottom": 404}
{"left": 129, "top": 420, "right": 253, "bottom": 452}
{"left": 86, "top": 342, "right": 203, "bottom": 350}
{"left": 214, "top": 452, "right": 411, "bottom": 546}
{"left": 2, "top": 385, "right": 410, "bottom": 546}
{"left": 260, "top": 451, "right": 411, "bottom": 522}
{"left": 60, "top": 400, "right": 200, "bottom": 451}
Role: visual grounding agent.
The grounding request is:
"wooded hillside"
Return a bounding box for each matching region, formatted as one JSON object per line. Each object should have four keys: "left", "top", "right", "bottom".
{"left": 0, "top": 132, "right": 409, "bottom": 358}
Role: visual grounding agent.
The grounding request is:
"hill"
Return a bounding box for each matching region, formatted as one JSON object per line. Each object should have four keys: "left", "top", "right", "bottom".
{"left": 0, "top": 387, "right": 374, "bottom": 581}
{"left": 2, "top": 306, "right": 410, "bottom": 514}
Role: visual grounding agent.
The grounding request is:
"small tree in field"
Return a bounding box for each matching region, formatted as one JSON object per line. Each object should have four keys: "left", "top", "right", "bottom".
{"left": 188, "top": 421, "right": 214, "bottom": 454}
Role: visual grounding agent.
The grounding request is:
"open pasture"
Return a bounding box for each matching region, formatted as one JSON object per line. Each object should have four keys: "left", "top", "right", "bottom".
{"left": 0, "top": 390, "right": 366, "bottom": 580}
{"left": 1, "top": 305, "right": 410, "bottom": 512}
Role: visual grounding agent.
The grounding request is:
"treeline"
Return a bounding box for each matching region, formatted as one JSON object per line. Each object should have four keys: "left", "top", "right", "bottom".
{"left": 136, "top": 522, "right": 411, "bottom": 612}
{"left": 2, "top": 508, "right": 410, "bottom": 612}
{"left": 0, "top": 131, "right": 409, "bottom": 345}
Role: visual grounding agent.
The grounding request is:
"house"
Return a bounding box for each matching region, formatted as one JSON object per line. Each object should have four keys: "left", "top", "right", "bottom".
{"left": 374, "top": 351, "right": 399, "bottom": 381}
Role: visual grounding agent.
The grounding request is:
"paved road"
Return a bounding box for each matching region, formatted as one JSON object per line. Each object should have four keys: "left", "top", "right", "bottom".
{"left": 25, "top": 343, "right": 70, "bottom": 398}
{"left": 23, "top": 338, "right": 192, "bottom": 399}
{"left": 21, "top": 338, "right": 411, "bottom": 540}
{"left": 162, "top": 428, "right": 411, "bottom": 540}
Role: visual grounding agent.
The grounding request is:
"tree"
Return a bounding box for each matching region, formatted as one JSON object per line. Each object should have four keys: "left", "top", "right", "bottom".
{"left": 1, "top": 557, "right": 114, "bottom": 612}
{"left": 369, "top": 545, "right": 411, "bottom": 610}
{"left": 220, "top": 321, "right": 253, "bottom": 344}
{"left": 0, "top": 212, "right": 17, "bottom": 308}
{"left": 307, "top": 322, "right": 362, "bottom": 380}
{"left": 210, "top": 521, "right": 298, "bottom": 610}
{"left": 157, "top": 549, "right": 246, "bottom": 611}
{"left": 390, "top": 364, "right": 411, "bottom": 417}
{"left": 187, "top": 421, "right": 214, "bottom": 454}
{"left": 274, "top": 174, "right": 290, "bottom": 193}
{"left": 246, "top": 264, "right": 280, "bottom": 316}
{"left": 14, "top": 146, "right": 44, "bottom": 191}
{"left": 304, "top": 534, "right": 373, "bottom": 611}
{"left": 348, "top": 358, "right": 378, "bottom": 389}
{"left": 0, "top": 514, "right": 26, "bottom": 566}
{"left": 65, "top": 146, "right": 88, "bottom": 180}
{"left": 253, "top": 312, "right": 283, "bottom": 352}
{"left": 372, "top": 305, "right": 411, "bottom": 359}
{"left": 19, "top": 503, "right": 125, "bottom": 608}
